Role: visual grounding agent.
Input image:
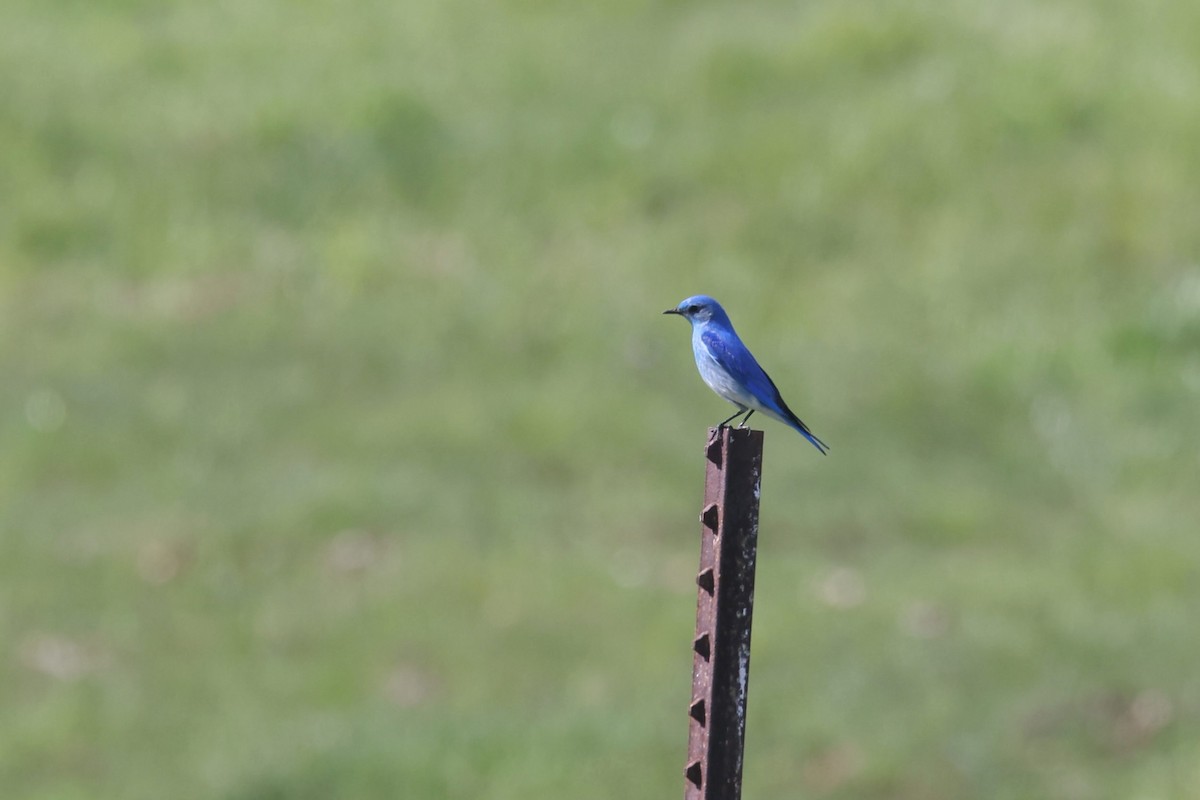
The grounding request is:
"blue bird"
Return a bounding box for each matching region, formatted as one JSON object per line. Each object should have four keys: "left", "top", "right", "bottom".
{"left": 664, "top": 295, "right": 828, "bottom": 454}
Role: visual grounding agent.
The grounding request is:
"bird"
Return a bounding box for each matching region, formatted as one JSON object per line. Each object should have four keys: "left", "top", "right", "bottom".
{"left": 664, "top": 295, "right": 828, "bottom": 454}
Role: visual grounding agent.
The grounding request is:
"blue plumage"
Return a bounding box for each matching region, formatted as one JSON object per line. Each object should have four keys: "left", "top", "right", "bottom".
{"left": 664, "top": 295, "right": 828, "bottom": 454}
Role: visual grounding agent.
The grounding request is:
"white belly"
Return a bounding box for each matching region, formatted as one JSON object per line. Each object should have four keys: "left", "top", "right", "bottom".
{"left": 693, "top": 338, "right": 759, "bottom": 409}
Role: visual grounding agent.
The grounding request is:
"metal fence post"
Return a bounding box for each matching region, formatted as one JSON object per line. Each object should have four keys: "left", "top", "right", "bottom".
{"left": 683, "top": 426, "right": 764, "bottom": 800}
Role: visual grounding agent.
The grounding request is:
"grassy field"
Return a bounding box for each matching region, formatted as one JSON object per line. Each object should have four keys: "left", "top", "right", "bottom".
{"left": 3, "top": 1, "right": 1200, "bottom": 798}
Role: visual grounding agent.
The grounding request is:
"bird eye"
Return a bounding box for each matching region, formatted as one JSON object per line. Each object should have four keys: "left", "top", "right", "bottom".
{"left": 687, "top": 304, "right": 701, "bottom": 314}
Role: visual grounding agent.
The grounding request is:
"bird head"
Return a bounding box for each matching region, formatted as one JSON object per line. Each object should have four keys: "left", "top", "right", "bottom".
{"left": 663, "top": 295, "right": 728, "bottom": 325}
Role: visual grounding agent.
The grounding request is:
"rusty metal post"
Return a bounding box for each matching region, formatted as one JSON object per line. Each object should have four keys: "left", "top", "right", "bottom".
{"left": 684, "top": 426, "right": 764, "bottom": 800}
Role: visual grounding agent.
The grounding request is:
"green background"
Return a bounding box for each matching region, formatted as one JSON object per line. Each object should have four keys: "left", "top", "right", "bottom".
{"left": 3, "top": 1, "right": 1199, "bottom": 798}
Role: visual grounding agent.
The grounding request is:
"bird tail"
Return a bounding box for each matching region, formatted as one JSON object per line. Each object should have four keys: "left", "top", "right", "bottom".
{"left": 794, "top": 424, "right": 829, "bottom": 455}
{"left": 761, "top": 391, "right": 829, "bottom": 454}
{"left": 781, "top": 413, "right": 828, "bottom": 455}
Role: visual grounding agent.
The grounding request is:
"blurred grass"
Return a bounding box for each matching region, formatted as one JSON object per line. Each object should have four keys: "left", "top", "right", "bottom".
{"left": 2, "top": 0, "right": 1200, "bottom": 798}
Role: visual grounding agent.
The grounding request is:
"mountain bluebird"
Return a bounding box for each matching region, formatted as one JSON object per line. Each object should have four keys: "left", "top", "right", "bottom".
{"left": 664, "top": 295, "right": 828, "bottom": 454}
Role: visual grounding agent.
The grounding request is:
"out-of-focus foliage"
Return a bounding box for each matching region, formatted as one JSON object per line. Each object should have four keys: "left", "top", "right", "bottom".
{"left": 2, "top": 1, "right": 1199, "bottom": 798}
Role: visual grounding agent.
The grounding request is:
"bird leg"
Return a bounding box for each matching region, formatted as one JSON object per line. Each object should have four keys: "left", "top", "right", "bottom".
{"left": 717, "top": 408, "right": 749, "bottom": 428}
{"left": 737, "top": 410, "right": 755, "bottom": 429}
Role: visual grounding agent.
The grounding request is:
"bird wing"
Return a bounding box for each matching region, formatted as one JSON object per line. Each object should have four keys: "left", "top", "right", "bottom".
{"left": 700, "top": 328, "right": 828, "bottom": 451}
{"left": 700, "top": 328, "right": 783, "bottom": 408}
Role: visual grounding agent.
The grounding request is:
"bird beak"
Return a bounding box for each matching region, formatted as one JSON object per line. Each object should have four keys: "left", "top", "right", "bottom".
{"left": 663, "top": 308, "right": 682, "bottom": 315}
